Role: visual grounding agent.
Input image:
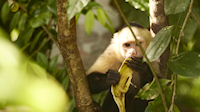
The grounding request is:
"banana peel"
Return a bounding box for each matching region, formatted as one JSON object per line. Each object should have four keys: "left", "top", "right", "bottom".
{"left": 111, "top": 58, "right": 134, "bottom": 112}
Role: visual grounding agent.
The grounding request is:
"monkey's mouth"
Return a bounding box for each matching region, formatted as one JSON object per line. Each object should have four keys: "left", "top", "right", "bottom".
{"left": 131, "top": 56, "right": 135, "bottom": 59}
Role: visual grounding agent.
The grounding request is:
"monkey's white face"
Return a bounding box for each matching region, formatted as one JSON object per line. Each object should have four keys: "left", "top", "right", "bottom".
{"left": 120, "top": 40, "right": 145, "bottom": 59}
{"left": 117, "top": 27, "right": 150, "bottom": 59}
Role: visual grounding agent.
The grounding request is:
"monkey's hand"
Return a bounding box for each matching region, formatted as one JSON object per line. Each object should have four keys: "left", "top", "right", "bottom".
{"left": 106, "top": 70, "right": 121, "bottom": 87}
{"left": 125, "top": 57, "right": 149, "bottom": 74}
{"left": 87, "top": 70, "right": 120, "bottom": 94}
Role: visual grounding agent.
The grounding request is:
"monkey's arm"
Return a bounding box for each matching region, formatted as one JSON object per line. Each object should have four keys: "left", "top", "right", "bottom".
{"left": 87, "top": 70, "right": 120, "bottom": 94}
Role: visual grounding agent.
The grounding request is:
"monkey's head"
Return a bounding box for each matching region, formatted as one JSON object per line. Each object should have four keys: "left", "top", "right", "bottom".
{"left": 113, "top": 24, "right": 152, "bottom": 60}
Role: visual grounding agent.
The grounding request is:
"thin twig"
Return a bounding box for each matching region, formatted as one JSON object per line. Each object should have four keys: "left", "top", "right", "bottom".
{"left": 28, "top": 38, "right": 50, "bottom": 58}
{"left": 176, "top": 0, "right": 194, "bottom": 54}
{"left": 169, "top": 73, "right": 176, "bottom": 112}
{"left": 113, "top": 0, "right": 168, "bottom": 111}
{"left": 42, "top": 25, "right": 60, "bottom": 49}
{"left": 170, "top": 0, "right": 194, "bottom": 112}
{"left": 191, "top": 12, "right": 200, "bottom": 26}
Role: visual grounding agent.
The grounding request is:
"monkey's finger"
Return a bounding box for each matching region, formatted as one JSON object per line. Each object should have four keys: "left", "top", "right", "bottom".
{"left": 132, "top": 57, "right": 143, "bottom": 62}
{"left": 126, "top": 59, "right": 148, "bottom": 68}
{"left": 127, "top": 58, "right": 142, "bottom": 64}
{"left": 107, "top": 72, "right": 121, "bottom": 80}
{"left": 125, "top": 62, "right": 142, "bottom": 69}
{"left": 108, "top": 80, "right": 119, "bottom": 86}
{"left": 107, "top": 76, "right": 120, "bottom": 83}
{"left": 125, "top": 63, "right": 140, "bottom": 70}
{"left": 126, "top": 60, "right": 142, "bottom": 67}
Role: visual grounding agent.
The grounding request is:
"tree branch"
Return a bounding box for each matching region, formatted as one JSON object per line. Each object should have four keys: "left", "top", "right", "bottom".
{"left": 56, "top": 0, "right": 96, "bottom": 111}
{"left": 149, "top": 0, "right": 170, "bottom": 79}
{"left": 41, "top": 25, "right": 60, "bottom": 49}
{"left": 149, "top": 0, "right": 169, "bottom": 112}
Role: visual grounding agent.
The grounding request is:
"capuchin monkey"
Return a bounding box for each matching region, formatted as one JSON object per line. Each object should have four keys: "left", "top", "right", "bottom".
{"left": 87, "top": 22, "right": 161, "bottom": 112}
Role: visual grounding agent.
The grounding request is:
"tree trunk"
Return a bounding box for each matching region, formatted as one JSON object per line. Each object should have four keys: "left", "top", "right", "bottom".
{"left": 56, "top": 0, "right": 97, "bottom": 111}
{"left": 149, "top": 0, "right": 170, "bottom": 78}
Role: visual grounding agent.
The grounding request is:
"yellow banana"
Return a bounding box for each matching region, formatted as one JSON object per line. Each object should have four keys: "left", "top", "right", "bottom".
{"left": 111, "top": 58, "right": 133, "bottom": 112}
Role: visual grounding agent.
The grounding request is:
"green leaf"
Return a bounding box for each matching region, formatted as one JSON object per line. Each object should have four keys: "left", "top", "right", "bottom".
{"left": 182, "top": 19, "right": 198, "bottom": 43}
{"left": 68, "top": 98, "right": 76, "bottom": 112}
{"left": 117, "top": 0, "right": 149, "bottom": 28}
{"left": 27, "top": 61, "right": 47, "bottom": 78}
{"left": 105, "top": 23, "right": 115, "bottom": 34}
{"left": 76, "top": 12, "right": 81, "bottom": 22}
{"left": 9, "top": 11, "right": 21, "bottom": 31}
{"left": 145, "top": 26, "right": 173, "bottom": 62}
{"left": 96, "top": 8, "right": 107, "bottom": 26}
{"left": 23, "top": 27, "right": 35, "bottom": 44}
{"left": 10, "top": 28, "right": 20, "bottom": 42}
{"left": 30, "top": 31, "right": 44, "bottom": 52}
{"left": 144, "top": 84, "right": 168, "bottom": 112}
{"left": 18, "top": 13, "right": 27, "bottom": 31}
{"left": 47, "top": 0, "right": 57, "bottom": 15}
{"left": 36, "top": 52, "right": 48, "bottom": 69}
{"left": 27, "top": 1, "right": 47, "bottom": 15}
{"left": 136, "top": 79, "right": 171, "bottom": 100}
{"left": 49, "top": 55, "right": 58, "bottom": 71}
{"left": 1, "top": 1, "right": 10, "bottom": 23}
{"left": 80, "top": 2, "right": 115, "bottom": 33}
{"left": 38, "top": 38, "right": 49, "bottom": 50}
{"left": 146, "top": 103, "right": 180, "bottom": 112}
{"left": 145, "top": 84, "right": 180, "bottom": 112}
{"left": 84, "top": 10, "right": 94, "bottom": 35}
{"left": 0, "top": 26, "right": 9, "bottom": 38}
{"left": 126, "top": 0, "right": 149, "bottom": 11}
{"left": 169, "top": 12, "right": 198, "bottom": 43}
{"left": 168, "top": 51, "right": 200, "bottom": 78}
{"left": 85, "top": 1, "right": 101, "bottom": 9}
{"left": 67, "top": 0, "right": 90, "bottom": 21}
{"left": 61, "top": 75, "right": 70, "bottom": 91}
{"left": 29, "top": 12, "right": 52, "bottom": 28}
{"left": 164, "top": 0, "right": 190, "bottom": 15}
{"left": 104, "top": 12, "right": 115, "bottom": 33}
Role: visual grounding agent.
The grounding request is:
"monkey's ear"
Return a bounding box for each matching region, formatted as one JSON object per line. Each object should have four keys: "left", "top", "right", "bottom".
{"left": 111, "top": 32, "right": 120, "bottom": 44}
{"left": 113, "top": 32, "right": 119, "bottom": 39}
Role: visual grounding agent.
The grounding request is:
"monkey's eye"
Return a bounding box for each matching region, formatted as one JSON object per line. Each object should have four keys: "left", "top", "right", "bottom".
{"left": 124, "top": 43, "right": 130, "bottom": 47}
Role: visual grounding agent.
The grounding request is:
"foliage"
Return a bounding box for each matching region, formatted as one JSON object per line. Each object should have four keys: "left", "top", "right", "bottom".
{"left": 67, "top": 0, "right": 115, "bottom": 35}
{"left": 0, "top": 0, "right": 200, "bottom": 112}
{"left": 67, "top": 0, "right": 90, "bottom": 21}
{"left": 164, "top": 0, "right": 190, "bottom": 15}
{"left": 145, "top": 26, "right": 173, "bottom": 62}
{"left": 126, "top": 0, "right": 149, "bottom": 11}
{"left": 168, "top": 51, "right": 200, "bottom": 78}
{"left": 117, "top": 0, "right": 150, "bottom": 28}
{"left": 136, "top": 79, "right": 171, "bottom": 100}
{"left": 0, "top": 0, "right": 70, "bottom": 111}
{"left": 0, "top": 32, "right": 69, "bottom": 111}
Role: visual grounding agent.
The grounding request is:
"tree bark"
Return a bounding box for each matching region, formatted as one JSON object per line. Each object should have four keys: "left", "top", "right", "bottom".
{"left": 149, "top": 0, "right": 170, "bottom": 78}
{"left": 56, "top": 0, "right": 96, "bottom": 111}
